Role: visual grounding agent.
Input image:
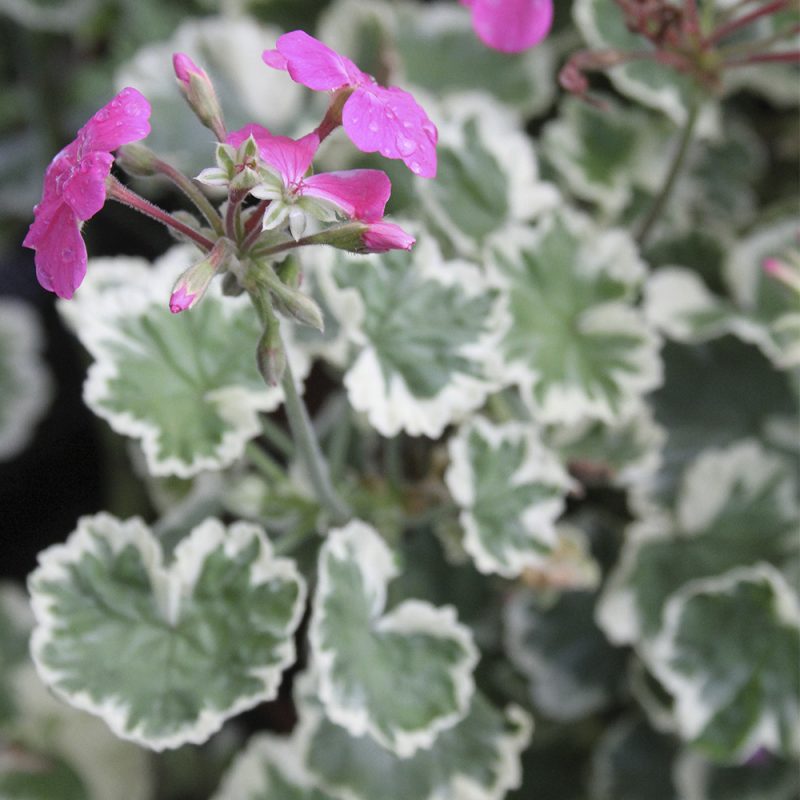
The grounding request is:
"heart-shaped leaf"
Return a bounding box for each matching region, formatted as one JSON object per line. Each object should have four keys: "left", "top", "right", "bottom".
{"left": 489, "top": 210, "right": 662, "bottom": 424}
{"left": 309, "top": 520, "right": 478, "bottom": 757}
{"left": 319, "top": 235, "right": 502, "bottom": 438}
{"left": 445, "top": 417, "right": 572, "bottom": 577}
{"left": 29, "top": 514, "right": 306, "bottom": 750}
{"left": 301, "top": 672, "right": 531, "bottom": 800}
{"left": 59, "top": 247, "right": 309, "bottom": 478}
{"left": 647, "top": 566, "right": 800, "bottom": 760}
{"left": 599, "top": 440, "right": 798, "bottom": 645}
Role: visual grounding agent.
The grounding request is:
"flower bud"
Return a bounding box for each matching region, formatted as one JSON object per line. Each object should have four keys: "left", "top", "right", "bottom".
{"left": 169, "top": 237, "right": 236, "bottom": 313}
{"left": 172, "top": 52, "right": 226, "bottom": 141}
{"left": 297, "top": 221, "right": 415, "bottom": 254}
{"left": 256, "top": 316, "right": 286, "bottom": 386}
{"left": 270, "top": 282, "right": 324, "bottom": 331}
{"left": 116, "top": 143, "right": 159, "bottom": 177}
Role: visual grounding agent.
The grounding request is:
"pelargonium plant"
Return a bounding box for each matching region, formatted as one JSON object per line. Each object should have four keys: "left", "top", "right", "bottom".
{"left": 3, "top": 0, "right": 799, "bottom": 798}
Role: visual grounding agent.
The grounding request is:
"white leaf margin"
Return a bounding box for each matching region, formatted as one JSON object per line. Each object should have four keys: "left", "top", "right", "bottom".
{"left": 487, "top": 211, "right": 663, "bottom": 425}
{"left": 445, "top": 416, "right": 572, "bottom": 577}
{"left": 417, "top": 92, "right": 560, "bottom": 259}
{"left": 28, "top": 513, "right": 307, "bottom": 751}
{"left": 645, "top": 564, "right": 800, "bottom": 759}
{"left": 319, "top": 234, "right": 505, "bottom": 438}
{"left": 309, "top": 519, "right": 479, "bottom": 758}
{"left": 0, "top": 298, "right": 52, "bottom": 460}
{"left": 597, "top": 440, "right": 798, "bottom": 647}
{"left": 58, "top": 246, "right": 309, "bottom": 478}
{"left": 297, "top": 669, "right": 533, "bottom": 800}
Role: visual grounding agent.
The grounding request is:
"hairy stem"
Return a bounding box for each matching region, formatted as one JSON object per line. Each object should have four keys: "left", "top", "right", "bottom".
{"left": 106, "top": 177, "right": 215, "bottom": 251}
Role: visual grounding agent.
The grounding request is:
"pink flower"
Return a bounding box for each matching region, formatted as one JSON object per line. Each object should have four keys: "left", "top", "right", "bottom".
{"left": 361, "top": 222, "right": 415, "bottom": 253}
{"left": 227, "top": 125, "right": 392, "bottom": 228}
{"left": 461, "top": 0, "right": 553, "bottom": 53}
{"left": 262, "top": 31, "right": 438, "bottom": 178}
{"left": 23, "top": 87, "right": 151, "bottom": 299}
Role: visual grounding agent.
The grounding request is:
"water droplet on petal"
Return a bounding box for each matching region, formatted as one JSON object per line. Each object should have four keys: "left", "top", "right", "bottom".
{"left": 124, "top": 102, "right": 141, "bottom": 116}
{"left": 368, "top": 122, "right": 380, "bottom": 133}
{"left": 395, "top": 136, "right": 417, "bottom": 156}
{"left": 410, "top": 161, "right": 422, "bottom": 174}
{"left": 95, "top": 110, "right": 109, "bottom": 121}
{"left": 61, "top": 247, "right": 74, "bottom": 261}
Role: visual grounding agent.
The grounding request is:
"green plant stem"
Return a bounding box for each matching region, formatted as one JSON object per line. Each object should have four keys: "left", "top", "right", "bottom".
{"left": 273, "top": 524, "right": 317, "bottom": 556}
{"left": 635, "top": 101, "right": 700, "bottom": 247}
{"left": 260, "top": 416, "right": 295, "bottom": 458}
{"left": 246, "top": 443, "right": 286, "bottom": 483}
{"left": 280, "top": 341, "right": 352, "bottom": 525}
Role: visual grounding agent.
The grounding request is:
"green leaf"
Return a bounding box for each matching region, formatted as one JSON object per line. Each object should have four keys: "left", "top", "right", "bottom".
{"left": 59, "top": 247, "right": 308, "bottom": 478}
{"left": 505, "top": 589, "right": 628, "bottom": 721}
{"left": 646, "top": 217, "right": 800, "bottom": 370}
{"left": 648, "top": 566, "right": 800, "bottom": 760}
{"left": 300, "top": 674, "right": 532, "bottom": 800}
{"left": 635, "top": 338, "right": 797, "bottom": 513}
{"left": 320, "top": 236, "right": 502, "bottom": 437}
{"left": 418, "top": 96, "right": 558, "bottom": 257}
{"left": 599, "top": 441, "right": 798, "bottom": 645}
{"left": 547, "top": 404, "right": 666, "bottom": 489}
{"left": 0, "top": 584, "right": 33, "bottom": 725}
{"left": 7, "top": 665, "right": 154, "bottom": 800}
{"left": 212, "top": 731, "right": 337, "bottom": 800}
{"left": 490, "top": 211, "right": 662, "bottom": 424}
{"left": 573, "top": 0, "right": 700, "bottom": 125}
{"left": 309, "top": 520, "right": 478, "bottom": 757}
{"left": 590, "top": 716, "right": 680, "bottom": 800}
{"left": 676, "top": 751, "right": 800, "bottom": 800}
{"left": 542, "top": 95, "right": 669, "bottom": 217}
{"left": 0, "top": 299, "right": 51, "bottom": 461}
{"left": 445, "top": 417, "right": 572, "bottom": 577}
{"left": 29, "top": 514, "right": 306, "bottom": 750}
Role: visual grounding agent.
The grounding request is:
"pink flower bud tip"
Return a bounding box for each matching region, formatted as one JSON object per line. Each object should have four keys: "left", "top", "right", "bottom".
{"left": 169, "top": 286, "right": 196, "bottom": 314}
{"left": 762, "top": 258, "right": 782, "bottom": 276}
{"left": 172, "top": 53, "right": 205, "bottom": 86}
{"left": 363, "top": 222, "right": 415, "bottom": 253}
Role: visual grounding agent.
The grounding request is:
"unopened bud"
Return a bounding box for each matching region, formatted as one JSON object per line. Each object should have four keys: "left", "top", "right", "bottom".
{"left": 172, "top": 52, "right": 227, "bottom": 141}
{"left": 256, "top": 317, "right": 286, "bottom": 387}
{"left": 271, "top": 282, "right": 324, "bottom": 330}
{"left": 116, "top": 143, "right": 159, "bottom": 177}
{"left": 169, "top": 237, "right": 236, "bottom": 313}
{"left": 276, "top": 256, "right": 301, "bottom": 289}
{"left": 298, "top": 221, "right": 415, "bottom": 254}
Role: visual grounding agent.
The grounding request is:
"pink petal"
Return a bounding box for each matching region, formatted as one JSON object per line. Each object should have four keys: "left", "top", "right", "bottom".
{"left": 302, "top": 169, "right": 391, "bottom": 222}
{"left": 362, "top": 221, "right": 415, "bottom": 253}
{"left": 264, "top": 30, "right": 366, "bottom": 91}
{"left": 262, "top": 49, "right": 289, "bottom": 71}
{"left": 169, "top": 286, "right": 196, "bottom": 314}
{"left": 342, "top": 86, "right": 438, "bottom": 178}
{"left": 62, "top": 150, "right": 114, "bottom": 220}
{"left": 470, "top": 0, "right": 553, "bottom": 53}
{"left": 226, "top": 123, "right": 273, "bottom": 151}
{"left": 78, "top": 87, "right": 152, "bottom": 154}
{"left": 260, "top": 131, "right": 320, "bottom": 186}
{"left": 25, "top": 202, "right": 87, "bottom": 299}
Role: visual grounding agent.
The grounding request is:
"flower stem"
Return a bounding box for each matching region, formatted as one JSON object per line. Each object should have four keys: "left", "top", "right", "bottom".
{"left": 106, "top": 177, "right": 216, "bottom": 251}
{"left": 153, "top": 158, "right": 225, "bottom": 236}
{"left": 280, "top": 340, "right": 352, "bottom": 525}
{"left": 635, "top": 100, "right": 700, "bottom": 247}
{"left": 704, "top": 0, "right": 789, "bottom": 46}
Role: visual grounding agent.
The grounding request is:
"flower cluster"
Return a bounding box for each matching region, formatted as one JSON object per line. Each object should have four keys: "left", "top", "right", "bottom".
{"left": 23, "top": 32, "right": 431, "bottom": 316}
